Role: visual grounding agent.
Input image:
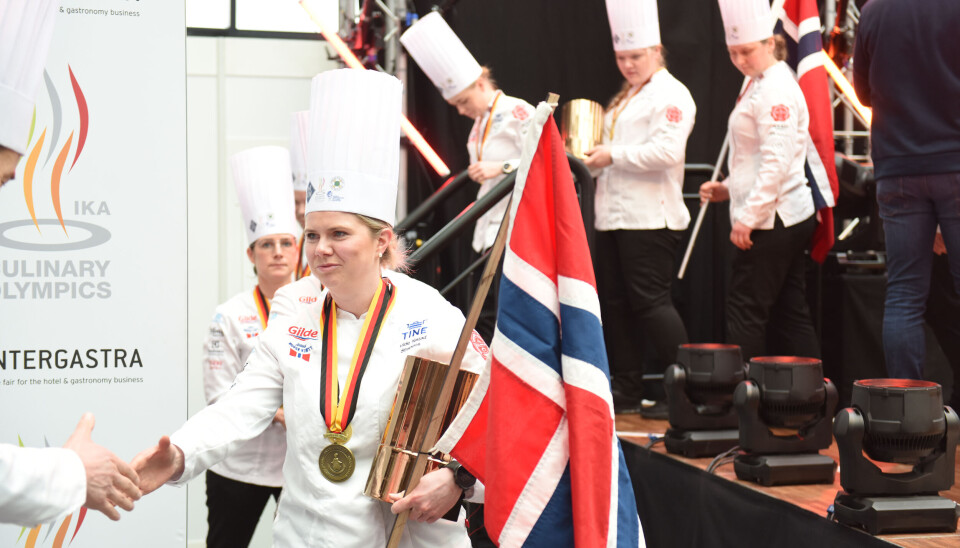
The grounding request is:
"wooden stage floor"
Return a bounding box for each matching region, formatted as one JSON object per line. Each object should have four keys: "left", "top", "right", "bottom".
{"left": 616, "top": 413, "right": 960, "bottom": 548}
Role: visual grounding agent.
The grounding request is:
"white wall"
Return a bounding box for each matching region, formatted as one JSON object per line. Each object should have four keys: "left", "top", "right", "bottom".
{"left": 185, "top": 35, "right": 338, "bottom": 548}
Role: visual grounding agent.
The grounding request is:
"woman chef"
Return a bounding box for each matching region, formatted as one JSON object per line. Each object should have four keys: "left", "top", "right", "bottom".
{"left": 583, "top": 0, "right": 697, "bottom": 417}
{"left": 699, "top": 0, "right": 830, "bottom": 361}
{"left": 132, "top": 69, "right": 485, "bottom": 548}
{"left": 201, "top": 146, "right": 299, "bottom": 547}
{"left": 401, "top": 12, "right": 534, "bottom": 341}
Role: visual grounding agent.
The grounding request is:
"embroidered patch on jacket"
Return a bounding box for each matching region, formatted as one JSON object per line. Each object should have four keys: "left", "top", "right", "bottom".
{"left": 771, "top": 104, "right": 791, "bottom": 122}
{"left": 666, "top": 106, "right": 683, "bottom": 123}
{"left": 512, "top": 105, "right": 530, "bottom": 121}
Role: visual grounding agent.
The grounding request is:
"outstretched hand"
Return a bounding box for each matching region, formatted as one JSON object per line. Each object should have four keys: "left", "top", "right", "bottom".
{"left": 63, "top": 413, "right": 141, "bottom": 521}
{"left": 130, "top": 436, "right": 184, "bottom": 495}
{"left": 387, "top": 468, "right": 461, "bottom": 524}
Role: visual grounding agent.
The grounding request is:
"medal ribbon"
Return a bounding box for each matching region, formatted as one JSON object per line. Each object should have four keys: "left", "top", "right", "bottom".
{"left": 295, "top": 232, "right": 311, "bottom": 279}
{"left": 476, "top": 90, "right": 503, "bottom": 161}
{"left": 319, "top": 278, "right": 397, "bottom": 433}
{"left": 253, "top": 286, "right": 270, "bottom": 330}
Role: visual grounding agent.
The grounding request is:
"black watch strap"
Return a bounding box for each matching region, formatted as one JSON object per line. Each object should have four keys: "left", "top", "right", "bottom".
{"left": 444, "top": 460, "right": 477, "bottom": 490}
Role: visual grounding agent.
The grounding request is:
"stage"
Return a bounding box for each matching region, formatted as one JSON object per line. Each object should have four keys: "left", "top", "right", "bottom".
{"left": 616, "top": 414, "right": 960, "bottom": 548}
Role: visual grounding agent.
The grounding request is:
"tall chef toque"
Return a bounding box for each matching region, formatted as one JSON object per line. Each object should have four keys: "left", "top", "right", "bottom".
{"left": 605, "top": 0, "right": 661, "bottom": 51}
{"left": 0, "top": 0, "right": 59, "bottom": 154}
{"left": 289, "top": 110, "right": 309, "bottom": 193}
{"left": 230, "top": 145, "right": 300, "bottom": 245}
{"left": 399, "top": 12, "right": 482, "bottom": 100}
{"left": 305, "top": 69, "right": 402, "bottom": 226}
{"left": 717, "top": 0, "right": 775, "bottom": 46}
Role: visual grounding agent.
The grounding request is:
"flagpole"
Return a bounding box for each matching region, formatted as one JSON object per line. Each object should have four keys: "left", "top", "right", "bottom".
{"left": 677, "top": 134, "right": 728, "bottom": 279}
{"left": 386, "top": 94, "right": 561, "bottom": 548}
{"left": 676, "top": 0, "right": 788, "bottom": 280}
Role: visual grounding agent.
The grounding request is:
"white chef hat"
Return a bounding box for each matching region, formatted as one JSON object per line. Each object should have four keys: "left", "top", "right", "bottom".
{"left": 717, "top": 0, "right": 774, "bottom": 46}
{"left": 289, "top": 110, "right": 309, "bottom": 192}
{"left": 230, "top": 146, "right": 301, "bottom": 246}
{"left": 400, "top": 12, "right": 482, "bottom": 100}
{"left": 606, "top": 0, "right": 661, "bottom": 51}
{"left": 0, "top": 0, "right": 59, "bottom": 154}
{"left": 305, "top": 69, "right": 401, "bottom": 226}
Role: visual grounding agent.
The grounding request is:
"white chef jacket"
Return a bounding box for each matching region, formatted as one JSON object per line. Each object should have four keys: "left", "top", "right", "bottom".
{"left": 0, "top": 445, "right": 85, "bottom": 526}
{"left": 467, "top": 91, "right": 535, "bottom": 252}
{"left": 271, "top": 275, "right": 324, "bottom": 322}
{"left": 727, "top": 61, "right": 815, "bottom": 230}
{"left": 595, "top": 69, "right": 696, "bottom": 232}
{"left": 171, "top": 270, "right": 486, "bottom": 548}
{"left": 202, "top": 289, "right": 286, "bottom": 487}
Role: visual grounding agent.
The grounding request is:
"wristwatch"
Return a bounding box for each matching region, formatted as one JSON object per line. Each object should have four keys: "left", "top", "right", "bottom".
{"left": 502, "top": 161, "right": 515, "bottom": 174}
{"left": 444, "top": 460, "right": 476, "bottom": 490}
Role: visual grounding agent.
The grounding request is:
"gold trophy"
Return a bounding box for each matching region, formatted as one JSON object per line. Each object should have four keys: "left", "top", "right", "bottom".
{"left": 560, "top": 99, "right": 604, "bottom": 159}
{"left": 364, "top": 356, "right": 478, "bottom": 501}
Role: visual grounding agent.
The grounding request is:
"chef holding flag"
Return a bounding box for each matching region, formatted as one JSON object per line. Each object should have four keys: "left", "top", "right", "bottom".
{"left": 132, "top": 69, "right": 485, "bottom": 548}
{"left": 200, "top": 146, "right": 298, "bottom": 548}
{"left": 698, "top": 0, "right": 820, "bottom": 361}
{"left": 401, "top": 12, "right": 534, "bottom": 342}
{"left": 584, "top": 0, "right": 696, "bottom": 418}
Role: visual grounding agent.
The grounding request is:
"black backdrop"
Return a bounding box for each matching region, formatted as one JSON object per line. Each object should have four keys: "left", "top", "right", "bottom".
{"left": 402, "top": 0, "right": 744, "bottom": 343}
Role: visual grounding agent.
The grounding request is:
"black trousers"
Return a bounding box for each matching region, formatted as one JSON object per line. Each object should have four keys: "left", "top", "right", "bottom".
{"left": 205, "top": 470, "right": 282, "bottom": 548}
{"left": 595, "top": 228, "right": 689, "bottom": 401}
{"left": 726, "top": 215, "right": 819, "bottom": 361}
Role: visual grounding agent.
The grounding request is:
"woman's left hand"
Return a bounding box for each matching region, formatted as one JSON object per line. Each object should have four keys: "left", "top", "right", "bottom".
{"left": 583, "top": 145, "right": 612, "bottom": 169}
{"left": 730, "top": 221, "right": 753, "bottom": 251}
{"left": 273, "top": 407, "right": 286, "bottom": 429}
{"left": 467, "top": 161, "right": 503, "bottom": 183}
{"left": 387, "top": 467, "right": 461, "bottom": 523}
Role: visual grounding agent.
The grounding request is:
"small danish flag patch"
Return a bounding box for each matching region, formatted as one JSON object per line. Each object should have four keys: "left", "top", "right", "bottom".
{"left": 771, "top": 104, "right": 790, "bottom": 122}
{"left": 665, "top": 106, "right": 682, "bottom": 123}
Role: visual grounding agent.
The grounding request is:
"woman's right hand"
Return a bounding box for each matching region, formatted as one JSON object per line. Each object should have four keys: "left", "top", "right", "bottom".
{"left": 699, "top": 181, "right": 730, "bottom": 204}
{"left": 130, "top": 436, "right": 184, "bottom": 495}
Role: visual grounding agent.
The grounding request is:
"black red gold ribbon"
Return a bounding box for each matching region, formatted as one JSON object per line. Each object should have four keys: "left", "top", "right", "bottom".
{"left": 319, "top": 278, "right": 397, "bottom": 433}
{"left": 253, "top": 286, "right": 270, "bottom": 330}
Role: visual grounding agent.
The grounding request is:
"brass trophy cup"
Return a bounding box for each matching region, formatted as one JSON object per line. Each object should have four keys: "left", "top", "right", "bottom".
{"left": 364, "top": 356, "right": 478, "bottom": 501}
{"left": 560, "top": 99, "right": 603, "bottom": 159}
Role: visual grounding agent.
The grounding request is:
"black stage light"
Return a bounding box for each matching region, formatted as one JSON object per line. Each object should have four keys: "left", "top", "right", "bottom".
{"left": 833, "top": 379, "right": 960, "bottom": 535}
{"left": 733, "top": 356, "right": 838, "bottom": 486}
{"left": 663, "top": 344, "right": 745, "bottom": 458}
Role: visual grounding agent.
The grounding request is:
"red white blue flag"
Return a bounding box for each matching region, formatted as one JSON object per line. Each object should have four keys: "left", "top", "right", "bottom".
{"left": 435, "top": 103, "right": 643, "bottom": 547}
{"left": 779, "top": 0, "right": 839, "bottom": 262}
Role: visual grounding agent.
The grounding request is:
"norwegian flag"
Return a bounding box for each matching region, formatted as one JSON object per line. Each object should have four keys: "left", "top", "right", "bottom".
{"left": 288, "top": 348, "right": 310, "bottom": 362}
{"left": 435, "top": 103, "right": 643, "bottom": 547}
{"left": 778, "top": 0, "right": 839, "bottom": 262}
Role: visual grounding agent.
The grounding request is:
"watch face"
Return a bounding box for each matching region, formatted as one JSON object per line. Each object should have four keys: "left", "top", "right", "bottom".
{"left": 456, "top": 466, "right": 476, "bottom": 489}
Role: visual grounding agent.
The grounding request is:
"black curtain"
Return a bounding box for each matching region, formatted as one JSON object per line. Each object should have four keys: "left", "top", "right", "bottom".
{"left": 404, "top": 0, "right": 743, "bottom": 341}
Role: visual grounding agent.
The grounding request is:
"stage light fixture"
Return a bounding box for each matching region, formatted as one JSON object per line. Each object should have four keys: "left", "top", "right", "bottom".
{"left": 733, "top": 356, "right": 838, "bottom": 486}
{"left": 663, "top": 344, "right": 745, "bottom": 458}
{"left": 833, "top": 379, "right": 960, "bottom": 535}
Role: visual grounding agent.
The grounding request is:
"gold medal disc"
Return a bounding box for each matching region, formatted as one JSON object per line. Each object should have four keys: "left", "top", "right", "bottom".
{"left": 319, "top": 443, "right": 355, "bottom": 482}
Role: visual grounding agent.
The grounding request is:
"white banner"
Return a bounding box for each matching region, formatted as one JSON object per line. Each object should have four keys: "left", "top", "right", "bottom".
{"left": 0, "top": 0, "right": 187, "bottom": 546}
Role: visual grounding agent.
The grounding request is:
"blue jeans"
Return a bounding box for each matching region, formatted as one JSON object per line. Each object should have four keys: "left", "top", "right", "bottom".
{"left": 877, "top": 172, "right": 960, "bottom": 379}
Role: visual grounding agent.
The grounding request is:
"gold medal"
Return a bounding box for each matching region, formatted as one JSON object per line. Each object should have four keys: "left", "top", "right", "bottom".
{"left": 319, "top": 424, "right": 355, "bottom": 482}
{"left": 319, "top": 443, "right": 355, "bottom": 482}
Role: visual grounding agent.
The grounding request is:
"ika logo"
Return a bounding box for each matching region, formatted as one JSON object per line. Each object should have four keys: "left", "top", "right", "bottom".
{"left": 289, "top": 326, "right": 318, "bottom": 341}
{"left": 0, "top": 66, "right": 111, "bottom": 252}
{"left": 288, "top": 341, "right": 312, "bottom": 362}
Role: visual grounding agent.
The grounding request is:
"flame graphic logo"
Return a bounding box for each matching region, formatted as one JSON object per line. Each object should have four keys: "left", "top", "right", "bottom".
{"left": 0, "top": 65, "right": 110, "bottom": 251}
{"left": 12, "top": 435, "right": 88, "bottom": 548}
{"left": 24, "top": 65, "right": 88, "bottom": 233}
